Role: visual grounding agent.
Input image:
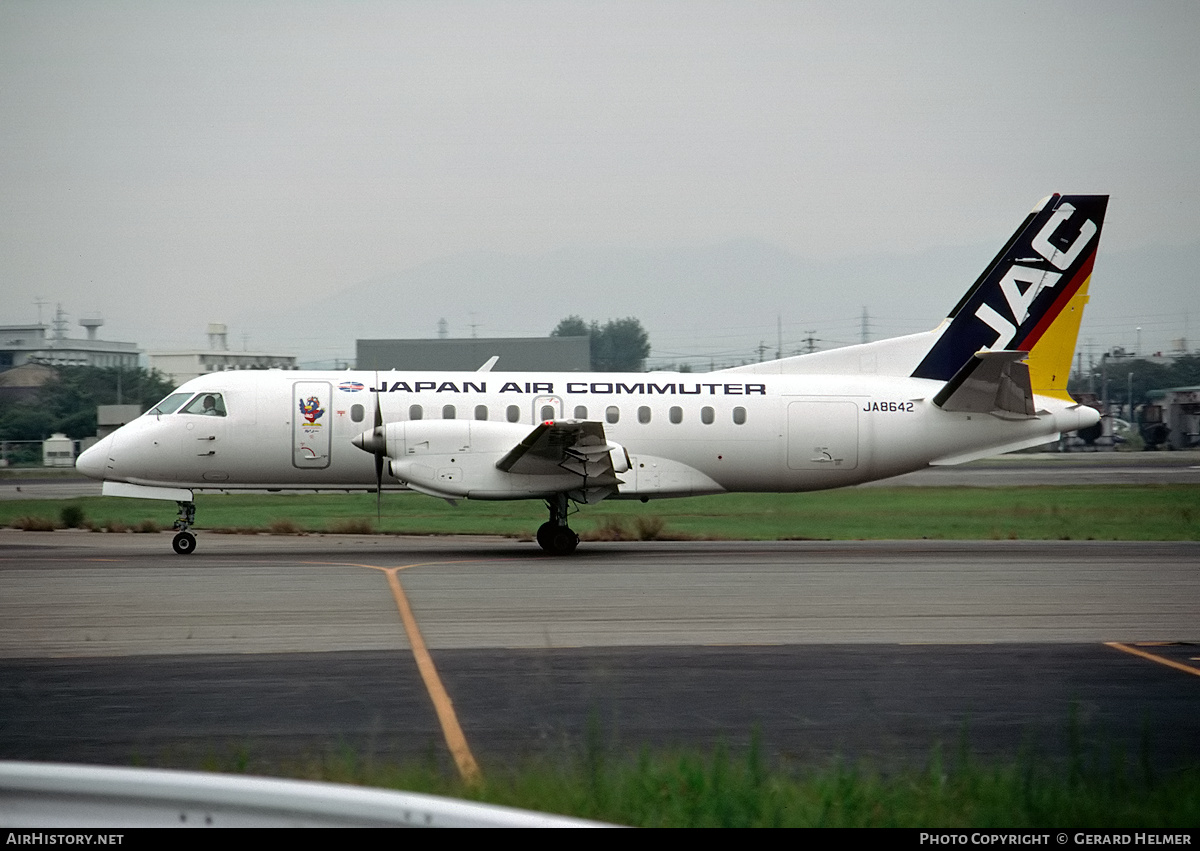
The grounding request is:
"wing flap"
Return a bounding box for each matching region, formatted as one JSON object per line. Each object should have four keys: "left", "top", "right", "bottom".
{"left": 495, "top": 420, "right": 625, "bottom": 499}
{"left": 496, "top": 420, "right": 603, "bottom": 471}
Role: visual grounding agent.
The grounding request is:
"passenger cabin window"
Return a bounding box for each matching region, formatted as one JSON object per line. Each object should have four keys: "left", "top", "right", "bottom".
{"left": 701, "top": 406, "right": 714, "bottom": 425}
{"left": 669, "top": 406, "right": 683, "bottom": 424}
{"left": 474, "top": 405, "right": 488, "bottom": 421}
{"left": 180, "top": 393, "right": 227, "bottom": 417}
{"left": 506, "top": 405, "right": 520, "bottom": 423}
{"left": 606, "top": 406, "right": 620, "bottom": 424}
{"left": 574, "top": 405, "right": 588, "bottom": 419}
{"left": 638, "top": 406, "right": 651, "bottom": 424}
{"left": 733, "top": 406, "right": 747, "bottom": 425}
{"left": 350, "top": 404, "right": 364, "bottom": 423}
{"left": 540, "top": 405, "right": 555, "bottom": 422}
{"left": 409, "top": 404, "right": 423, "bottom": 420}
{"left": 149, "top": 392, "right": 193, "bottom": 416}
{"left": 443, "top": 404, "right": 456, "bottom": 419}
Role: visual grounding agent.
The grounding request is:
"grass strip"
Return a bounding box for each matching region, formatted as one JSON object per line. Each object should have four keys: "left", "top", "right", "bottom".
{"left": 161, "top": 736, "right": 1200, "bottom": 828}
{"left": 4, "top": 485, "right": 1198, "bottom": 541}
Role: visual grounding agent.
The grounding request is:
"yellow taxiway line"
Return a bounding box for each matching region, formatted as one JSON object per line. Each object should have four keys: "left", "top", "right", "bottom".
{"left": 303, "top": 559, "right": 484, "bottom": 786}
{"left": 382, "top": 563, "right": 482, "bottom": 786}
{"left": 1106, "top": 641, "right": 1200, "bottom": 678}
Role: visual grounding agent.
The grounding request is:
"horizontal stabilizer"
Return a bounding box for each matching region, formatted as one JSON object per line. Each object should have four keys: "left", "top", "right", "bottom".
{"left": 933, "top": 350, "right": 1035, "bottom": 417}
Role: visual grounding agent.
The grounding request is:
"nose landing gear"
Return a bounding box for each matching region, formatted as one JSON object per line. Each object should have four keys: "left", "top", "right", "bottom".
{"left": 172, "top": 500, "right": 197, "bottom": 555}
{"left": 172, "top": 530, "right": 196, "bottom": 554}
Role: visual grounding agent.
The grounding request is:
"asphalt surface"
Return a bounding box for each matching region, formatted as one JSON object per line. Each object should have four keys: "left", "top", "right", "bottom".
{"left": 1, "top": 533, "right": 1197, "bottom": 776}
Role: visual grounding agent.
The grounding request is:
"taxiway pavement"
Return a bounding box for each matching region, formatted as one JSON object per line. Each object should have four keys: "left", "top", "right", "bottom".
{"left": 1, "top": 533, "right": 1197, "bottom": 774}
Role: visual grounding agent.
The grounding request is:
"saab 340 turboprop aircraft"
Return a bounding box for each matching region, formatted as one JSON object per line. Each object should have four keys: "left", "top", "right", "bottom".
{"left": 76, "top": 194, "right": 1107, "bottom": 555}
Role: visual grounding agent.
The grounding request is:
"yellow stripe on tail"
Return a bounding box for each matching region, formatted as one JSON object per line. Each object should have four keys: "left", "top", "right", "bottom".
{"left": 1026, "top": 273, "right": 1091, "bottom": 402}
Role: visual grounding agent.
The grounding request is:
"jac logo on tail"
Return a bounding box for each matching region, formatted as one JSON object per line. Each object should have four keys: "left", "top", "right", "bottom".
{"left": 975, "top": 202, "right": 1097, "bottom": 349}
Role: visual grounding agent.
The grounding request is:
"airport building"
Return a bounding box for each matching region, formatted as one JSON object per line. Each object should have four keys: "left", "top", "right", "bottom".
{"left": 0, "top": 316, "right": 139, "bottom": 373}
{"left": 148, "top": 324, "right": 297, "bottom": 386}
{"left": 0, "top": 363, "right": 58, "bottom": 407}
{"left": 1141, "top": 386, "right": 1200, "bottom": 451}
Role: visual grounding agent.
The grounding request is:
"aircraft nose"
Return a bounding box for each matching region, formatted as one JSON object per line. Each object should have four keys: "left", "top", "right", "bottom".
{"left": 76, "top": 433, "right": 116, "bottom": 480}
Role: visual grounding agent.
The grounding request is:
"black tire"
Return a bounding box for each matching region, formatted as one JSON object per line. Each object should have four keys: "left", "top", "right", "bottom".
{"left": 536, "top": 522, "right": 557, "bottom": 553}
{"left": 172, "top": 531, "right": 197, "bottom": 555}
{"left": 551, "top": 528, "right": 579, "bottom": 556}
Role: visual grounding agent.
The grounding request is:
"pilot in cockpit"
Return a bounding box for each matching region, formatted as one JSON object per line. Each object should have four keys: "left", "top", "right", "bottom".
{"left": 178, "top": 393, "right": 226, "bottom": 417}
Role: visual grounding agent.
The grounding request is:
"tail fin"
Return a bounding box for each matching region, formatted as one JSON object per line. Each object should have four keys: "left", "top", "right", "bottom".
{"left": 912, "top": 194, "right": 1108, "bottom": 400}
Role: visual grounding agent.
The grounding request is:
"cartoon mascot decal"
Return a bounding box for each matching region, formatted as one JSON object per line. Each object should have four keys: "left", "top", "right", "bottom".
{"left": 299, "top": 396, "right": 324, "bottom": 425}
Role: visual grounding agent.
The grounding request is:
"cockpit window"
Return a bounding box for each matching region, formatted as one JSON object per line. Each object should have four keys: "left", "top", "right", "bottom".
{"left": 180, "top": 393, "right": 227, "bottom": 417}
{"left": 148, "top": 392, "right": 194, "bottom": 416}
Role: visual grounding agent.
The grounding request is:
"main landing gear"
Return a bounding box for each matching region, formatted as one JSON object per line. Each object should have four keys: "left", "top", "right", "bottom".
{"left": 172, "top": 500, "right": 197, "bottom": 555}
{"left": 536, "top": 494, "right": 579, "bottom": 556}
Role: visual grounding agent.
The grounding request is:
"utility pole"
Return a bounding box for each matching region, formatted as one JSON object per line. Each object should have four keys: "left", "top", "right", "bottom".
{"left": 1086, "top": 339, "right": 1095, "bottom": 394}
{"left": 1101, "top": 353, "right": 1109, "bottom": 416}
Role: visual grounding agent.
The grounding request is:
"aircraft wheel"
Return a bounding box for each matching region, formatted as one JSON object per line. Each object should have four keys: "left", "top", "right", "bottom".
{"left": 536, "top": 522, "right": 556, "bottom": 553}
{"left": 551, "top": 528, "right": 579, "bottom": 556}
{"left": 172, "top": 531, "right": 197, "bottom": 555}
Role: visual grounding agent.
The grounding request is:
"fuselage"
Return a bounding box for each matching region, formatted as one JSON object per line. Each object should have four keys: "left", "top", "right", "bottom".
{"left": 71, "top": 193, "right": 1109, "bottom": 558}
{"left": 76, "top": 367, "right": 1097, "bottom": 499}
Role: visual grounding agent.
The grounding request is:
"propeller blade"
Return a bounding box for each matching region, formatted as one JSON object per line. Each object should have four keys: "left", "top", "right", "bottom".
{"left": 374, "top": 390, "right": 383, "bottom": 522}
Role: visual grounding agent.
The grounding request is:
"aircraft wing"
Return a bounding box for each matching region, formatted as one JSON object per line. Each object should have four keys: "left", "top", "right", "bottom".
{"left": 932, "top": 350, "right": 1036, "bottom": 417}
{"left": 495, "top": 420, "right": 627, "bottom": 501}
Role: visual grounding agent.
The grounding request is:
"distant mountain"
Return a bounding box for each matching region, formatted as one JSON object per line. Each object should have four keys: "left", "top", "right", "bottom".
{"left": 239, "top": 239, "right": 1199, "bottom": 368}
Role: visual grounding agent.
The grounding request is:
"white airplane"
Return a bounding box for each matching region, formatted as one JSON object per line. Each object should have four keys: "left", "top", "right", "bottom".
{"left": 77, "top": 193, "right": 1106, "bottom": 555}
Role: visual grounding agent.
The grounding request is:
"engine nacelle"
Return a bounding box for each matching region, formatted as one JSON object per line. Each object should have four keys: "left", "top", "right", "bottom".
{"left": 382, "top": 418, "right": 526, "bottom": 459}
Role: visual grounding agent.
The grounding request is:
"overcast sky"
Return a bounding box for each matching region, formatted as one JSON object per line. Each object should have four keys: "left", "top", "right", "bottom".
{"left": 2, "top": 1, "right": 1198, "bottom": 362}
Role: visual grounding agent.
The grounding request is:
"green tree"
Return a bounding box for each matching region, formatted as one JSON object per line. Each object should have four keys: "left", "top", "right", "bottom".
{"left": 550, "top": 315, "right": 590, "bottom": 338}
{"left": 1071, "top": 353, "right": 1200, "bottom": 413}
{"left": 551, "top": 315, "right": 651, "bottom": 372}
{"left": 592, "top": 317, "right": 651, "bottom": 372}
{"left": 0, "top": 408, "right": 53, "bottom": 442}
{"left": 0, "top": 366, "right": 175, "bottom": 441}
